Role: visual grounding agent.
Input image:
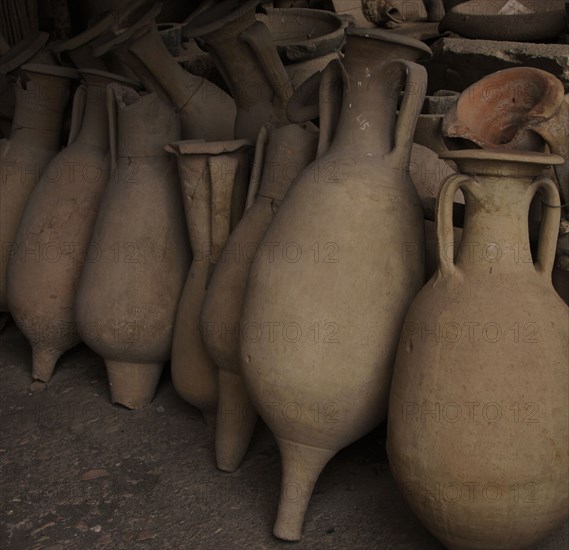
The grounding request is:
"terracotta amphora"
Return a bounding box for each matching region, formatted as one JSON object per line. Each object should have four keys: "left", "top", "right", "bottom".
{"left": 387, "top": 150, "right": 568, "bottom": 550}
{"left": 1, "top": 64, "right": 78, "bottom": 313}
{"left": 6, "top": 69, "right": 140, "bottom": 382}
{"left": 240, "top": 28, "right": 430, "bottom": 540}
{"left": 75, "top": 85, "right": 190, "bottom": 409}
{"left": 201, "top": 122, "right": 319, "bottom": 472}
{"left": 183, "top": 0, "right": 295, "bottom": 141}
{"left": 165, "top": 139, "right": 252, "bottom": 424}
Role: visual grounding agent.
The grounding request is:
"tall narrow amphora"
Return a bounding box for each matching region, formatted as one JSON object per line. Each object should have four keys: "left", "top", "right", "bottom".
{"left": 1, "top": 64, "right": 77, "bottom": 313}
{"left": 240, "top": 28, "right": 431, "bottom": 541}
{"left": 201, "top": 123, "right": 319, "bottom": 472}
{"left": 7, "top": 69, "right": 140, "bottom": 382}
{"left": 182, "top": 0, "right": 295, "bottom": 140}
{"left": 75, "top": 85, "right": 190, "bottom": 409}
{"left": 387, "top": 150, "right": 569, "bottom": 550}
{"left": 165, "top": 139, "right": 252, "bottom": 424}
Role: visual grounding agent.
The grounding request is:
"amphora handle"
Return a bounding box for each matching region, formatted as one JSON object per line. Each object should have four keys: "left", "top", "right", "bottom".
{"left": 240, "top": 21, "right": 294, "bottom": 108}
{"left": 67, "top": 84, "right": 86, "bottom": 146}
{"left": 436, "top": 173, "right": 471, "bottom": 277}
{"left": 245, "top": 124, "right": 270, "bottom": 210}
{"left": 316, "top": 59, "right": 345, "bottom": 159}
{"left": 387, "top": 60, "right": 427, "bottom": 162}
{"left": 106, "top": 84, "right": 119, "bottom": 173}
{"left": 530, "top": 177, "right": 562, "bottom": 277}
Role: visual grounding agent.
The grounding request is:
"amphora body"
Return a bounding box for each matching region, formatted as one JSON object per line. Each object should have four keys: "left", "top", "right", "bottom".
{"left": 240, "top": 29, "right": 430, "bottom": 540}
{"left": 1, "top": 64, "right": 76, "bottom": 312}
{"left": 7, "top": 70, "right": 139, "bottom": 382}
{"left": 165, "top": 139, "right": 251, "bottom": 423}
{"left": 387, "top": 150, "right": 569, "bottom": 550}
{"left": 201, "top": 123, "right": 318, "bottom": 471}
{"left": 75, "top": 85, "right": 190, "bottom": 409}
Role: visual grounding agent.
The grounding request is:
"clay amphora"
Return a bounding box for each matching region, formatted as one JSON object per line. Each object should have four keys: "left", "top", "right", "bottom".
{"left": 201, "top": 123, "right": 319, "bottom": 472}
{"left": 90, "top": 3, "right": 173, "bottom": 106}
{"left": 6, "top": 69, "right": 140, "bottom": 382}
{"left": 1, "top": 64, "right": 78, "bottom": 312}
{"left": 240, "top": 28, "right": 430, "bottom": 540}
{"left": 387, "top": 150, "right": 568, "bottom": 550}
{"left": 183, "top": 0, "right": 295, "bottom": 141}
{"left": 75, "top": 85, "right": 190, "bottom": 409}
{"left": 165, "top": 139, "right": 252, "bottom": 424}
{"left": 105, "top": 2, "right": 237, "bottom": 141}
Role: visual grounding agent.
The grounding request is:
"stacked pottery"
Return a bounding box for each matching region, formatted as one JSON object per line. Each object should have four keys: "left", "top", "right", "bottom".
{"left": 182, "top": 0, "right": 295, "bottom": 140}
{"left": 201, "top": 122, "right": 319, "bottom": 472}
{"left": 165, "top": 139, "right": 252, "bottom": 424}
{"left": 1, "top": 64, "right": 78, "bottom": 314}
{"left": 240, "top": 29, "right": 430, "bottom": 540}
{"left": 387, "top": 150, "right": 568, "bottom": 550}
{"left": 7, "top": 69, "right": 140, "bottom": 382}
{"left": 94, "top": 2, "right": 237, "bottom": 140}
{"left": 75, "top": 85, "right": 190, "bottom": 409}
{"left": 443, "top": 67, "right": 569, "bottom": 304}
{"left": 257, "top": 7, "right": 351, "bottom": 89}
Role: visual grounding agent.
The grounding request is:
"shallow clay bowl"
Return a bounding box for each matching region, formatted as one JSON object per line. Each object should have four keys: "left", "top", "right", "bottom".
{"left": 439, "top": 0, "right": 566, "bottom": 42}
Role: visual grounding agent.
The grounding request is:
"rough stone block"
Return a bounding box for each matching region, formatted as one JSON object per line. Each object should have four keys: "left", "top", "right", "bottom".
{"left": 426, "top": 37, "right": 569, "bottom": 93}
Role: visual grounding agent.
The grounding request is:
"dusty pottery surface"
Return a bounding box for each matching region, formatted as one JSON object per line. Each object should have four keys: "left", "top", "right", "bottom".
{"left": 388, "top": 150, "right": 568, "bottom": 550}
{"left": 165, "top": 139, "right": 252, "bottom": 424}
{"left": 7, "top": 70, "right": 140, "bottom": 385}
{"left": 201, "top": 123, "right": 319, "bottom": 473}
{"left": 439, "top": 0, "right": 567, "bottom": 42}
{"left": 74, "top": 85, "right": 190, "bottom": 410}
{"left": 240, "top": 28, "right": 430, "bottom": 541}
{"left": 93, "top": 1, "right": 237, "bottom": 141}
{"left": 257, "top": 6, "right": 351, "bottom": 89}
{"left": 0, "top": 64, "right": 78, "bottom": 313}
{"left": 90, "top": 5, "right": 173, "bottom": 105}
{"left": 183, "top": 0, "right": 295, "bottom": 141}
{"left": 0, "top": 32, "right": 56, "bottom": 147}
{"left": 257, "top": 7, "right": 349, "bottom": 63}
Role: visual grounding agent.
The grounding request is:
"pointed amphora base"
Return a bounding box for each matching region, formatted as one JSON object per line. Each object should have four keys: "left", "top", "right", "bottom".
{"left": 32, "top": 347, "right": 61, "bottom": 382}
{"left": 215, "top": 369, "right": 258, "bottom": 473}
{"left": 273, "top": 438, "right": 336, "bottom": 541}
{"left": 105, "top": 360, "right": 163, "bottom": 410}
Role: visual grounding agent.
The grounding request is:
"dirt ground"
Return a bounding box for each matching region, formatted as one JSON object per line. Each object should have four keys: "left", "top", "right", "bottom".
{"left": 1, "top": 319, "right": 568, "bottom": 549}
